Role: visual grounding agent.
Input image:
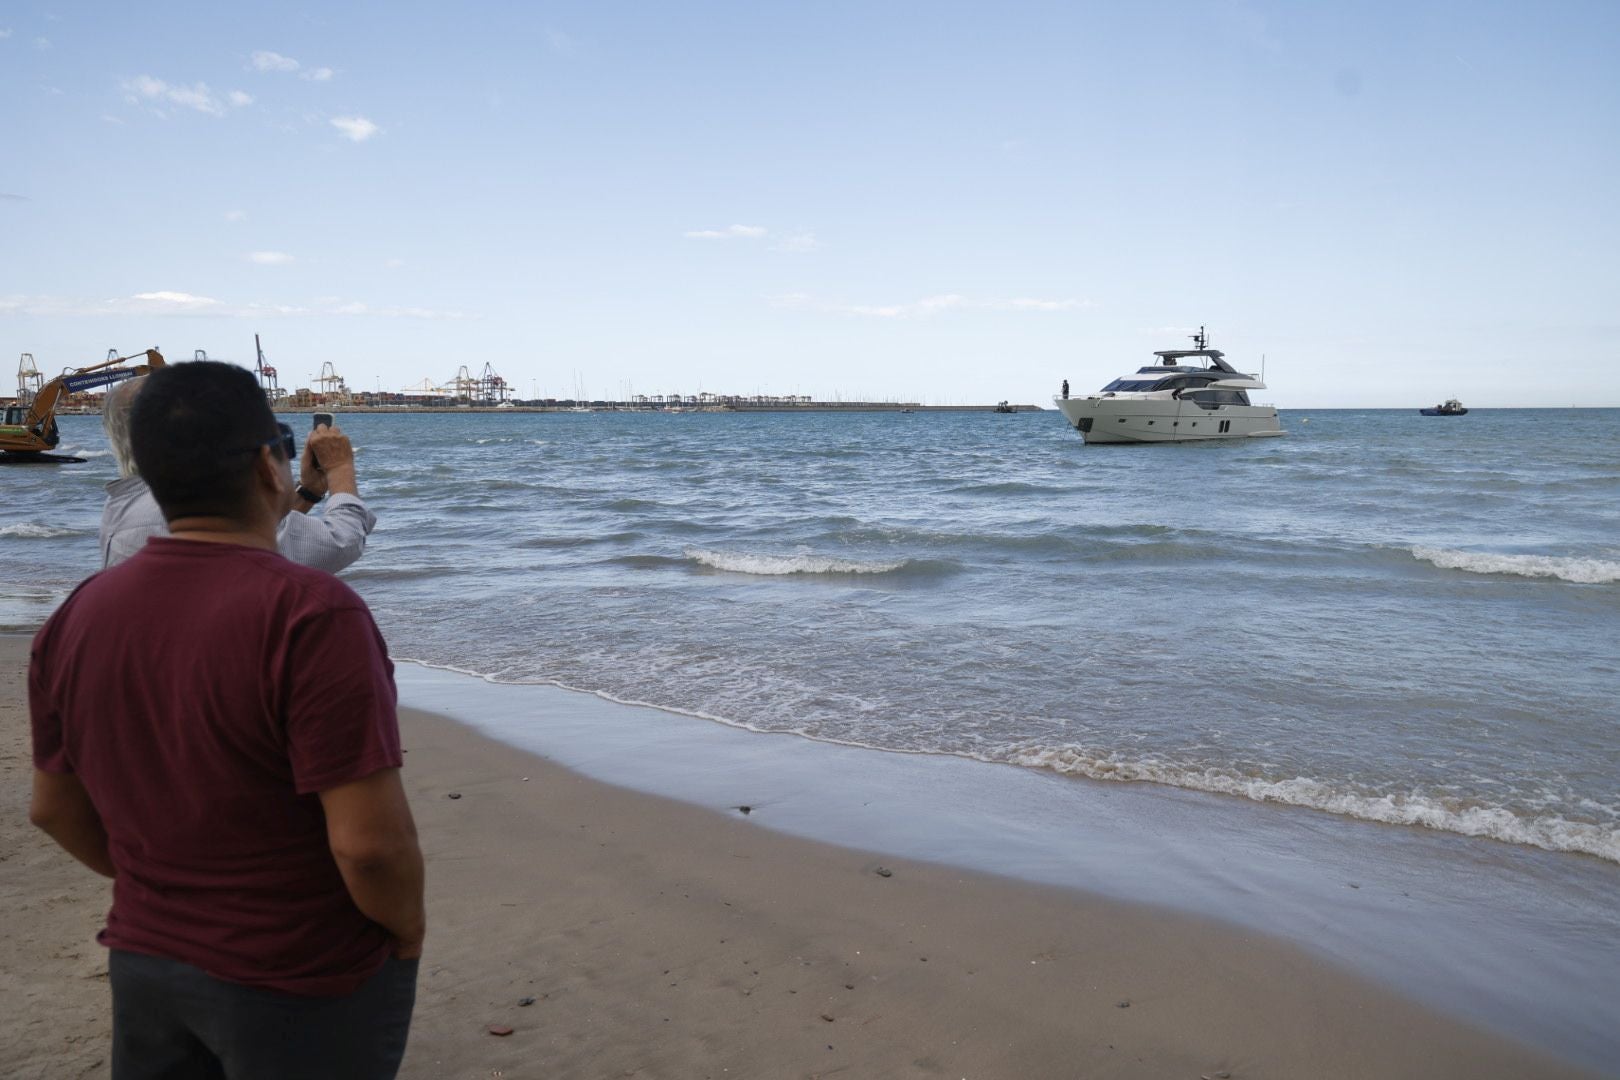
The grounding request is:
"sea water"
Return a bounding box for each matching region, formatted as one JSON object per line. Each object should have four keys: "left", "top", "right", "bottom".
{"left": 6, "top": 408, "right": 1618, "bottom": 859}
{"left": 5, "top": 407, "right": 1619, "bottom": 1063}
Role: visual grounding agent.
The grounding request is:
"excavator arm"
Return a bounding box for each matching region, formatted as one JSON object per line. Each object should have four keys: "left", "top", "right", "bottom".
{"left": 2, "top": 349, "right": 165, "bottom": 456}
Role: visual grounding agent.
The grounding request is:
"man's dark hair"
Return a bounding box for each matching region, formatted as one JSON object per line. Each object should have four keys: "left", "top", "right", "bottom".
{"left": 131, "top": 361, "right": 283, "bottom": 523}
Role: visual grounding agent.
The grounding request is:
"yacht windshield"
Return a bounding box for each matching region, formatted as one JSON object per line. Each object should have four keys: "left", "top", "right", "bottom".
{"left": 1100, "top": 378, "right": 1161, "bottom": 392}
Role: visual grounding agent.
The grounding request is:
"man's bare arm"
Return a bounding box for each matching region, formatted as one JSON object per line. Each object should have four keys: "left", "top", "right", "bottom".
{"left": 30, "top": 770, "right": 116, "bottom": 878}
{"left": 319, "top": 767, "right": 426, "bottom": 958}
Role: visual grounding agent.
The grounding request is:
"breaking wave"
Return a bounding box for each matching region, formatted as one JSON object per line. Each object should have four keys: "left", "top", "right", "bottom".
{"left": 0, "top": 522, "right": 82, "bottom": 539}
{"left": 686, "top": 547, "right": 910, "bottom": 576}
{"left": 1008, "top": 746, "right": 1620, "bottom": 863}
{"left": 1410, "top": 546, "right": 1620, "bottom": 584}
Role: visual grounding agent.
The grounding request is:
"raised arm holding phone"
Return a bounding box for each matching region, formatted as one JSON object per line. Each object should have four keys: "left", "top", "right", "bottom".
{"left": 100, "top": 384, "right": 377, "bottom": 572}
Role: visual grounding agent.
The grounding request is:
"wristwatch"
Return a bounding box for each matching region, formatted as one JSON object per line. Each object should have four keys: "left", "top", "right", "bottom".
{"left": 296, "top": 484, "right": 324, "bottom": 504}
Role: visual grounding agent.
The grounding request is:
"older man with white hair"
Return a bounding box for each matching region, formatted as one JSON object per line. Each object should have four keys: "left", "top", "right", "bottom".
{"left": 99, "top": 375, "right": 376, "bottom": 571}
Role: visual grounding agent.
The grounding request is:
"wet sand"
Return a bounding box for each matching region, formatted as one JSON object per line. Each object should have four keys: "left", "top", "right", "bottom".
{"left": 1, "top": 634, "right": 1595, "bottom": 1079}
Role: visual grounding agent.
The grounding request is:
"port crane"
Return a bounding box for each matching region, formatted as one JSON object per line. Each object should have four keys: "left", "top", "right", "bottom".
{"left": 254, "top": 335, "right": 283, "bottom": 402}
{"left": 314, "top": 361, "right": 350, "bottom": 406}
{"left": 16, "top": 353, "right": 44, "bottom": 403}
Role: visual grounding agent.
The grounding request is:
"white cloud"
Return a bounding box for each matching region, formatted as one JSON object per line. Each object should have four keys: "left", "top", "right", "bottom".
{"left": 248, "top": 251, "right": 295, "bottom": 265}
{"left": 325, "top": 301, "right": 472, "bottom": 319}
{"left": 0, "top": 29, "right": 13, "bottom": 39}
{"left": 685, "top": 224, "right": 820, "bottom": 250}
{"left": 684, "top": 224, "right": 768, "bottom": 240}
{"left": 251, "top": 50, "right": 300, "bottom": 73}
{"left": 0, "top": 291, "right": 230, "bottom": 316}
{"left": 131, "top": 291, "right": 220, "bottom": 309}
{"left": 33, "top": 36, "right": 49, "bottom": 51}
{"left": 774, "top": 292, "right": 1093, "bottom": 318}
{"left": 123, "top": 75, "right": 252, "bottom": 117}
{"left": 384, "top": 257, "right": 406, "bottom": 268}
{"left": 224, "top": 209, "right": 247, "bottom": 222}
{"left": 1, "top": 292, "right": 473, "bottom": 320}
{"left": 252, "top": 51, "right": 334, "bottom": 81}
{"left": 545, "top": 28, "right": 577, "bottom": 55}
{"left": 330, "top": 115, "right": 380, "bottom": 142}
{"left": 992, "top": 297, "right": 1090, "bottom": 311}
{"left": 776, "top": 231, "right": 820, "bottom": 253}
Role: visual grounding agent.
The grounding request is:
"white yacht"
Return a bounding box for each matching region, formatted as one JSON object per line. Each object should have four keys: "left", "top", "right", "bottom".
{"left": 1054, "top": 328, "right": 1283, "bottom": 444}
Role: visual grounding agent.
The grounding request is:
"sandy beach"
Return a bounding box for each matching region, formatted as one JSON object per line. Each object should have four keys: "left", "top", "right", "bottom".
{"left": 1, "top": 633, "right": 1595, "bottom": 1079}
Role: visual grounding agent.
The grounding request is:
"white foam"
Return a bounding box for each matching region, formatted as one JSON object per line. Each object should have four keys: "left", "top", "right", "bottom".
{"left": 0, "top": 522, "right": 80, "bottom": 539}
{"left": 1410, "top": 546, "right": 1620, "bottom": 584}
{"left": 1007, "top": 747, "right": 1620, "bottom": 863}
{"left": 685, "top": 547, "right": 907, "bottom": 576}
{"left": 389, "top": 657, "right": 1620, "bottom": 863}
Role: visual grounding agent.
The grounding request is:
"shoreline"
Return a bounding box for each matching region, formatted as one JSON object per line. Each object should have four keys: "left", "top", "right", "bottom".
{"left": 392, "top": 662, "right": 1620, "bottom": 1071}
{"left": 2, "top": 633, "right": 1602, "bottom": 1078}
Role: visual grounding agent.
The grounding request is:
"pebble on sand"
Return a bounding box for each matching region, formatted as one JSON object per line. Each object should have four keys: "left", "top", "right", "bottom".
{"left": 488, "top": 1025, "right": 514, "bottom": 1037}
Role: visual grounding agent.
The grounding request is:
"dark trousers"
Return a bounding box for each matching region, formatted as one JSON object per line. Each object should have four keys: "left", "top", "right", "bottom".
{"left": 108, "top": 949, "right": 418, "bottom": 1080}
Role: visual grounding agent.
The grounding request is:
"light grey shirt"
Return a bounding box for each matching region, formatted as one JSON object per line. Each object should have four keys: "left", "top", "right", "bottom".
{"left": 100, "top": 476, "right": 377, "bottom": 573}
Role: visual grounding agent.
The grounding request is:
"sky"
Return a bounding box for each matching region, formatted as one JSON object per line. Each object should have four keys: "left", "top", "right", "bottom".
{"left": 3, "top": 1, "right": 1618, "bottom": 408}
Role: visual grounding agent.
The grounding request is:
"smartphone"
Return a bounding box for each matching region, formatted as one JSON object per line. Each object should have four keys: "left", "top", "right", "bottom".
{"left": 312, "top": 412, "right": 333, "bottom": 430}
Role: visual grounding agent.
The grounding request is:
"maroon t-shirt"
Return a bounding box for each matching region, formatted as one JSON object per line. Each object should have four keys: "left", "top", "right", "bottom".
{"left": 30, "top": 538, "right": 402, "bottom": 996}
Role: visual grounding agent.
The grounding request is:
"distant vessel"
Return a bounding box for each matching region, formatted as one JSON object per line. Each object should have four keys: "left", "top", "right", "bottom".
{"left": 1054, "top": 327, "right": 1283, "bottom": 443}
{"left": 1421, "top": 399, "right": 1468, "bottom": 416}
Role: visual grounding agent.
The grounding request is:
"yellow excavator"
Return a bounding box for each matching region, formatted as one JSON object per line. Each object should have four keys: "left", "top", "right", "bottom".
{"left": 1, "top": 349, "right": 166, "bottom": 459}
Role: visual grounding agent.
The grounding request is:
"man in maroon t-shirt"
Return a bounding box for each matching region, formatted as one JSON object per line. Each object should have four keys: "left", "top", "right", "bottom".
{"left": 28, "top": 361, "right": 425, "bottom": 1079}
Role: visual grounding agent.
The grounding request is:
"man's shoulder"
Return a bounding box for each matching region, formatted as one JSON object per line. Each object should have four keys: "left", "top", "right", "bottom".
{"left": 236, "top": 544, "right": 372, "bottom": 611}
{"left": 103, "top": 475, "right": 149, "bottom": 499}
{"left": 102, "top": 477, "right": 162, "bottom": 523}
{"left": 121, "top": 540, "right": 370, "bottom": 612}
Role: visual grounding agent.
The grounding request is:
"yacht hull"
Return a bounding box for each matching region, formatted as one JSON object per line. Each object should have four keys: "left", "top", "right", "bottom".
{"left": 1054, "top": 396, "right": 1283, "bottom": 443}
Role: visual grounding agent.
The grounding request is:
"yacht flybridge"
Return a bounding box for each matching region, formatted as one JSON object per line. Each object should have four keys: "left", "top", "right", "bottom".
{"left": 1054, "top": 328, "right": 1283, "bottom": 444}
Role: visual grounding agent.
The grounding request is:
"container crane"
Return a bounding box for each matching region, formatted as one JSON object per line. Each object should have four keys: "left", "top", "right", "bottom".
{"left": 254, "top": 335, "right": 282, "bottom": 402}
{"left": 478, "top": 363, "right": 511, "bottom": 404}
{"left": 314, "top": 361, "right": 350, "bottom": 406}
{"left": 447, "top": 365, "right": 480, "bottom": 403}
{"left": 15, "top": 353, "right": 43, "bottom": 404}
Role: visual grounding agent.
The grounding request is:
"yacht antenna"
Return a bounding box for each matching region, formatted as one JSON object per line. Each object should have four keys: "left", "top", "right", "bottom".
{"left": 1192, "top": 325, "right": 1207, "bottom": 351}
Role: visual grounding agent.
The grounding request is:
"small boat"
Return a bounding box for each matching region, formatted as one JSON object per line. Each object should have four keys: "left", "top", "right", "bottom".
{"left": 1053, "top": 327, "right": 1283, "bottom": 443}
{"left": 994, "top": 401, "right": 1015, "bottom": 413}
{"left": 1420, "top": 398, "right": 1468, "bottom": 416}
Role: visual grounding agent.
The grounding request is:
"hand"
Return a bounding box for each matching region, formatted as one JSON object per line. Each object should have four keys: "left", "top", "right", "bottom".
{"left": 299, "top": 439, "right": 329, "bottom": 497}
{"left": 307, "top": 424, "right": 356, "bottom": 474}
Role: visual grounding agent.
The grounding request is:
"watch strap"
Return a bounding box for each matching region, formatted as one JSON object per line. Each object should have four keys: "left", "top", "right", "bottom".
{"left": 296, "top": 484, "right": 324, "bottom": 504}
